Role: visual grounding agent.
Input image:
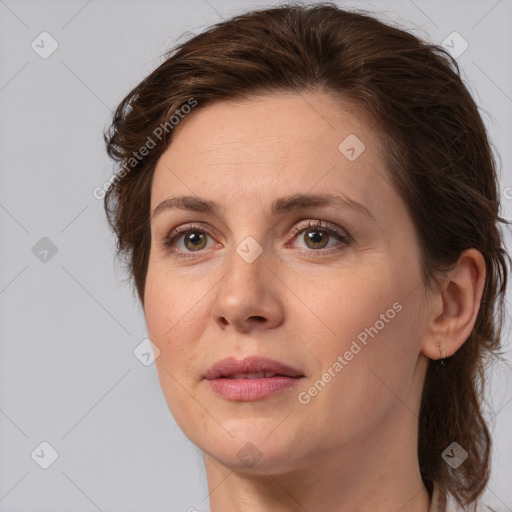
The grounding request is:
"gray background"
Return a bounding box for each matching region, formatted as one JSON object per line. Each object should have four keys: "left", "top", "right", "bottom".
{"left": 0, "top": 0, "right": 511, "bottom": 510}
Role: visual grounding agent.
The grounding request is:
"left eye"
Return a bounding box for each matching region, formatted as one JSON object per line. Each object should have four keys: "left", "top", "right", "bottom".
{"left": 289, "top": 221, "right": 350, "bottom": 251}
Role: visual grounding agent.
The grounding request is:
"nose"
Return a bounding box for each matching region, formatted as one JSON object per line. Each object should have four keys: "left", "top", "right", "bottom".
{"left": 211, "top": 249, "right": 284, "bottom": 332}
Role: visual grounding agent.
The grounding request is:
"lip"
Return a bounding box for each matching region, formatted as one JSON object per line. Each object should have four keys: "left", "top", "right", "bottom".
{"left": 204, "top": 356, "right": 304, "bottom": 401}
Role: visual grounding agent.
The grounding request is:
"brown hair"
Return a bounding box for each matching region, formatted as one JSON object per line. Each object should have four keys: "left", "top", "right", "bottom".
{"left": 103, "top": 2, "right": 510, "bottom": 508}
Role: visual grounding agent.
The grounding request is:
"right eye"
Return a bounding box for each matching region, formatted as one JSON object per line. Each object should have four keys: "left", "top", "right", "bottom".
{"left": 160, "top": 223, "right": 220, "bottom": 257}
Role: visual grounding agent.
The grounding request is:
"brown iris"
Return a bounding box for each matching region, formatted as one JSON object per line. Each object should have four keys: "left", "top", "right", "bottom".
{"left": 304, "top": 229, "right": 329, "bottom": 249}
{"left": 184, "top": 231, "right": 207, "bottom": 251}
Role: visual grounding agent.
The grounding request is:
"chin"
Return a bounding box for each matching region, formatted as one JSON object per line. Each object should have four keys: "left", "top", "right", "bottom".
{"left": 197, "top": 424, "right": 308, "bottom": 472}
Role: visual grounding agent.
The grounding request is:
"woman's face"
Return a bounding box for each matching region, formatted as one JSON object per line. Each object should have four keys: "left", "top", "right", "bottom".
{"left": 144, "top": 91, "right": 431, "bottom": 474}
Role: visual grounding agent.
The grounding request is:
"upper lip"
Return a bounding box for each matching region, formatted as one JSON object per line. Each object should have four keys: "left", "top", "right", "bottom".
{"left": 204, "top": 356, "right": 304, "bottom": 380}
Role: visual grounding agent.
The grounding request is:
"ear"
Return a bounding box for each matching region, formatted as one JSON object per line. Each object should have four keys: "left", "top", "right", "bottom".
{"left": 421, "top": 249, "right": 486, "bottom": 360}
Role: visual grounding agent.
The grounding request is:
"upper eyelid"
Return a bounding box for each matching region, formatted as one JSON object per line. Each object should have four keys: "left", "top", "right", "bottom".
{"left": 169, "top": 223, "right": 216, "bottom": 239}
{"left": 169, "top": 219, "right": 345, "bottom": 234}
{"left": 289, "top": 219, "right": 348, "bottom": 237}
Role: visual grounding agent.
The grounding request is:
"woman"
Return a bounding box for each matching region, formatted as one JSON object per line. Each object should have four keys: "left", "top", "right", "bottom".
{"left": 103, "top": 3, "right": 509, "bottom": 511}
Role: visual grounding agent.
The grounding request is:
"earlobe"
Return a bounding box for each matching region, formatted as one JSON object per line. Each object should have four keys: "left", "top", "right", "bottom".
{"left": 420, "top": 248, "right": 486, "bottom": 361}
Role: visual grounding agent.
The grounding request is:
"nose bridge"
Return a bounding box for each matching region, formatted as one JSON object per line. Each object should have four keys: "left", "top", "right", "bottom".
{"left": 211, "top": 239, "right": 283, "bottom": 331}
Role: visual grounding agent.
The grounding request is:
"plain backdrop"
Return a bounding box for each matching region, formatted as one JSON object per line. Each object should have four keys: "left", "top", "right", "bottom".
{"left": 0, "top": 0, "right": 511, "bottom": 510}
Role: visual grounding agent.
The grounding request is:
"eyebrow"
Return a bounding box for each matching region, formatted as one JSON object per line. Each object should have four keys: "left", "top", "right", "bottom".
{"left": 151, "top": 193, "right": 375, "bottom": 222}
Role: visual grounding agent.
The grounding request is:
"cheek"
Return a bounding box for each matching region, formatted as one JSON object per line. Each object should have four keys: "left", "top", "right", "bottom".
{"left": 144, "top": 266, "right": 209, "bottom": 395}
{"left": 301, "top": 263, "right": 424, "bottom": 399}
{"left": 144, "top": 262, "right": 209, "bottom": 345}
{"left": 295, "top": 265, "right": 402, "bottom": 352}
{"left": 144, "top": 270, "right": 213, "bottom": 437}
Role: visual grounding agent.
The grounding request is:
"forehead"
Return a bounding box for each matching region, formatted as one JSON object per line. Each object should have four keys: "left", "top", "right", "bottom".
{"left": 151, "top": 91, "right": 387, "bottom": 212}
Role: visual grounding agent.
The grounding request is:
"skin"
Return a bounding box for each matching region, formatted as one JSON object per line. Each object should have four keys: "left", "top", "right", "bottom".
{"left": 143, "top": 90, "right": 486, "bottom": 512}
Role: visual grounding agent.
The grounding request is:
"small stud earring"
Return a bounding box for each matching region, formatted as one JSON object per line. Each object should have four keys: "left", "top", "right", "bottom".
{"left": 436, "top": 341, "right": 446, "bottom": 366}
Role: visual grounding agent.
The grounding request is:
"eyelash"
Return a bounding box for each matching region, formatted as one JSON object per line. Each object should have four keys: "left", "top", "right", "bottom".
{"left": 287, "top": 220, "right": 351, "bottom": 255}
{"left": 160, "top": 220, "right": 351, "bottom": 259}
{"left": 160, "top": 224, "right": 219, "bottom": 260}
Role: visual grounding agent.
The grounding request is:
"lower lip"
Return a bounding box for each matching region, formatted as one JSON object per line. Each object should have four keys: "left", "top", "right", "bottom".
{"left": 206, "top": 376, "right": 302, "bottom": 401}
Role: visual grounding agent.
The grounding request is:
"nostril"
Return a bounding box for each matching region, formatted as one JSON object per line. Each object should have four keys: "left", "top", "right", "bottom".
{"left": 216, "top": 315, "right": 267, "bottom": 328}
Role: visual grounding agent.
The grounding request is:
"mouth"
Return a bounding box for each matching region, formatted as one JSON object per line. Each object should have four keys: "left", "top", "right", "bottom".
{"left": 204, "top": 356, "right": 304, "bottom": 401}
{"left": 204, "top": 355, "right": 304, "bottom": 380}
{"left": 221, "top": 371, "right": 293, "bottom": 379}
